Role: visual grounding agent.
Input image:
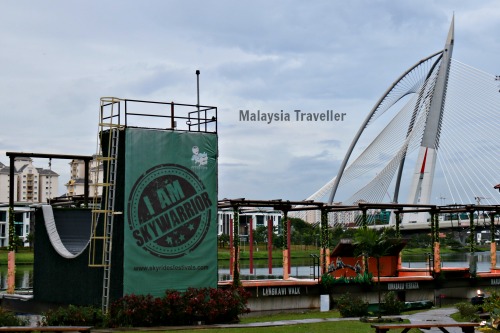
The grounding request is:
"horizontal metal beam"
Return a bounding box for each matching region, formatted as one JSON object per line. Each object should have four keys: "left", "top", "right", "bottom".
{"left": 6, "top": 151, "right": 93, "bottom": 208}
{"left": 6, "top": 152, "right": 93, "bottom": 160}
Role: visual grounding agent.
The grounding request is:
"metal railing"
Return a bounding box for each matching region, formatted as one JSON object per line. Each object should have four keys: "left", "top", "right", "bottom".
{"left": 100, "top": 98, "right": 217, "bottom": 133}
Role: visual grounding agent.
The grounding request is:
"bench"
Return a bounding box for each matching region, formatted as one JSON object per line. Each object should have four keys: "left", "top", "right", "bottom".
{"left": 0, "top": 326, "right": 92, "bottom": 332}
{"left": 371, "top": 322, "right": 480, "bottom": 333}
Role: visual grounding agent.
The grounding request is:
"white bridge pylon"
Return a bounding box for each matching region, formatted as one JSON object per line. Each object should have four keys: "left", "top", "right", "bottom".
{"left": 300, "top": 16, "right": 500, "bottom": 226}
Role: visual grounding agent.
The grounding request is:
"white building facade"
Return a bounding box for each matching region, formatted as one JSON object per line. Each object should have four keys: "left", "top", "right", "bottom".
{"left": 0, "top": 206, "right": 32, "bottom": 248}
{"left": 0, "top": 158, "right": 59, "bottom": 204}
{"left": 65, "top": 157, "right": 102, "bottom": 198}
{"left": 0, "top": 162, "right": 17, "bottom": 203}
{"left": 217, "top": 209, "right": 283, "bottom": 237}
{"left": 0, "top": 158, "right": 58, "bottom": 248}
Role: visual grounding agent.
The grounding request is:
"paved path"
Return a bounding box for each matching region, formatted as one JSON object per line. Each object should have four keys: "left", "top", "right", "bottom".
{"left": 94, "top": 307, "right": 481, "bottom": 332}
{"left": 404, "top": 307, "right": 472, "bottom": 333}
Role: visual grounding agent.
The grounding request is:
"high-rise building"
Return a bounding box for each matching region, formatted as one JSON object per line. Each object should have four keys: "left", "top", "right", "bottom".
{"left": 0, "top": 161, "right": 17, "bottom": 203}
{"left": 0, "top": 158, "right": 59, "bottom": 204}
{"left": 65, "top": 156, "right": 102, "bottom": 198}
{"left": 0, "top": 158, "right": 56, "bottom": 248}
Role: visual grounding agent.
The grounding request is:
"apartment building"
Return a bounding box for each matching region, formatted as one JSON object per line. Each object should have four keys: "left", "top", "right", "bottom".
{"left": 0, "top": 162, "right": 17, "bottom": 203}
{"left": 65, "top": 157, "right": 103, "bottom": 197}
{"left": 0, "top": 158, "right": 59, "bottom": 204}
{"left": 0, "top": 158, "right": 58, "bottom": 247}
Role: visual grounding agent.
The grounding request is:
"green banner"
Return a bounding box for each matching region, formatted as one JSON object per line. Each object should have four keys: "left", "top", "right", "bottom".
{"left": 124, "top": 128, "right": 218, "bottom": 296}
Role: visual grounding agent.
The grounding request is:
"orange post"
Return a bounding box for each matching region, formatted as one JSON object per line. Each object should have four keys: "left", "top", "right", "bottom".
{"left": 434, "top": 242, "right": 441, "bottom": 274}
{"left": 7, "top": 251, "right": 15, "bottom": 294}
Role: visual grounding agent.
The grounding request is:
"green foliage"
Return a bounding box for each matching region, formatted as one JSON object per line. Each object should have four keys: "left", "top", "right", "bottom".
{"left": 41, "top": 305, "right": 104, "bottom": 327}
{"left": 406, "top": 233, "right": 432, "bottom": 248}
{"left": 353, "top": 228, "right": 395, "bottom": 259}
{"left": 273, "top": 235, "right": 284, "bottom": 249}
{"left": 442, "top": 233, "right": 463, "bottom": 248}
{"left": 290, "top": 218, "right": 319, "bottom": 248}
{"left": 455, "top": 302, "right": 480, "bottom": 322}
{"left": 253, "top": 226, "right": 268, "bottom": 244}
{"left": 12, "top": 234, "right": 25, "bottom": 252}
{"left": 482, "top": 289, "right": 500, "bottom": 315}
{"left": 321, "top": 272, "right": 373, "bottom": 293}
{"left": 26, "top": 232, "right": 35, "bottom": 250}
{"left": 289, "top": 218, "right": 311, "bottom": 233}
{"left": 0, "top": 307, "right": 28, "bottom": 326}
{"left": 108, "top": 287, "right": 251, "bottom": 327}
{"left": 353, "top": 227, "right": 402, "bottom": 318}
{"left": 107, "top": 294, "right": 163, "bottom": 327}
{"left": 335, "top": 292, "right": 369, "bottom": 317}
{"left": 41, "top": 287, "right": 250, "bottom": 328}
{"left": 218, "top": 233, "right": 230, "bottom": 248}
{"left": 381, "top": 291, "right": 404, "bottom": 315}
{"left": 330, "top": 227, "right": 355, "bottom": 248}
{"left": 8, "top": 207, "right": 16, "bottom": 252}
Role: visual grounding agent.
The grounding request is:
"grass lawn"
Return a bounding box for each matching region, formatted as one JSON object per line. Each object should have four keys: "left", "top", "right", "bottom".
{"left": 240, "top": 310, "right": 342, "bottom": 323}
{"left": 1, "top": 242, "right": 486, "bottom": 266}
{"left": 124, "top": 305, "right": 464, "bottom": 333}
{"left": 112, "top": 310, "right": 426, "bottom": 333}
{"left": 161, "top": 320, "right": 375, "bottom": 333}
{"left": 0, "top": 248, "right": 34, "bottom": 265}
{"left": 218, "top": 244, "right": 481, "bottom": 260}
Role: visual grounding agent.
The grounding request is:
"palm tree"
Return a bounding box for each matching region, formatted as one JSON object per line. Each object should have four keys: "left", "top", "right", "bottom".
{"left": 354, "top": 227, "right": 398, "bottom": 319}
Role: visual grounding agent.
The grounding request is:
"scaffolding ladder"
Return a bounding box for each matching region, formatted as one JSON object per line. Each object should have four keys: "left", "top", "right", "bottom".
{"left": 89, "top": 97, "right": 122, "bottom": 314}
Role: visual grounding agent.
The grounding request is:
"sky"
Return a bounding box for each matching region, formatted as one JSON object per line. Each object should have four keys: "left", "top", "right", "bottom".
{"left": 0, "top": 1, "right": 499, "bottom": 202}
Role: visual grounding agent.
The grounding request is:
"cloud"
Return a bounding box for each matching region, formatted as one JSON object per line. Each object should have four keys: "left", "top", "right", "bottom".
{"left": 0, "top": 0, "right": 498, "bottom": 204}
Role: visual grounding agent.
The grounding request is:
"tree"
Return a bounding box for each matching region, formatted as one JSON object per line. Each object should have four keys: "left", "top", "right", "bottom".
{"left": 406, "top": 233, "right": 432, "bottom": 248}
{"left": 289, "top": 218, "right": 318, "bottom": 249}
{"left": 218, "top": 233, "right": 230, "bottom": 248}
{"left": 25, "top": 232, "right": 34, "bottom": 251}
{"left": 273, "top": 235, "right": 284, "bottom": 249}
{"left": 289, "top": 218, "right": 309, "bottom": 231}
{"left": 330, "top": 226, "right": 355, "bottom": 248}
{"left": 12, "top": 235, "right": 25, "bottom": 252}
{"left": 253, "top": 225, "right": 268, "bottom": 244}
{"left": 353, "top": 227, "right": 399, "bottom": 319}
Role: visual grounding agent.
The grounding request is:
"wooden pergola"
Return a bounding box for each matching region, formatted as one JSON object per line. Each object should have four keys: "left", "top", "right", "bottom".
{"left": 218, "top": 198, "right": 500, "bottom": 284}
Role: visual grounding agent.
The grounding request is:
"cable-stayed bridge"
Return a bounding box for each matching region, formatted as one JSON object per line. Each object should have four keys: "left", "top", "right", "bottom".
{"left": 299, "top": 17, "right": 499, "bottom": 226}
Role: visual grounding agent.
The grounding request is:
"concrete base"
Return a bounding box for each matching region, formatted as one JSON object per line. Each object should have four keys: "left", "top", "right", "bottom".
{"left": 320, "top": 294, "right": 330, "bottom": 312}
{"left": 247, "top": 294, "right": 319, "bottom": 313}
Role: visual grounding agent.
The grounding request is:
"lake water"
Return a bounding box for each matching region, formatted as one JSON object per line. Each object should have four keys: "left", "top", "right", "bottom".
{"left": 218, "top": 252, "right": 496, "bottom": 280}
{"left": 1, "top": 251, "right": 496, "bottom": 289}
{"left": 0, "top": 265, "right": 33, "bottom": 290}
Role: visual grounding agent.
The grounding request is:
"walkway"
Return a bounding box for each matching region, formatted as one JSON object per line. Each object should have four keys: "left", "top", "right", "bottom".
{"left": 405, "top": 307, "right": 476, "bottom": 333}
{"left": 94, "top": 307, "right": 480, "bottom": 332}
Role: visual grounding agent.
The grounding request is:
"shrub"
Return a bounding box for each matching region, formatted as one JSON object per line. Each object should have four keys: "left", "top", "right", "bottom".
{"left": 41, "top": 305, "right": 104, "bottom": 327}
{"left": 163, "top": 290, "right": 189, "bottom": 325}
{"left": 455, "top": 302, "right": 480, "bottom": 322}
{"left": 482, "top": 289, "right": 500, "bottom": 314}
{"left": 205, "top": 287, "right": 251, "bottom": 324}
{"left": 321, "top": 272, "right": 373, "bottom": 293}
{"left": 335, "top": 292, "right": 369, "bottom": 317}
{"left": 180, "top": 287, "right": 251, "bottom": 325}
{"left": 41, "top": 287, "right": 251, "bottom": 328}
{"left": 0, "top": 307, "right": 28, "bottom": 326}
{"left": 381, "top": 291, "right": 404, "bottom": 315}
{"left": 108, "top": 294, "right": 163, "bottom": 327}
{"left": 107, "top": 286, "right": 251, "bottom": 327}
